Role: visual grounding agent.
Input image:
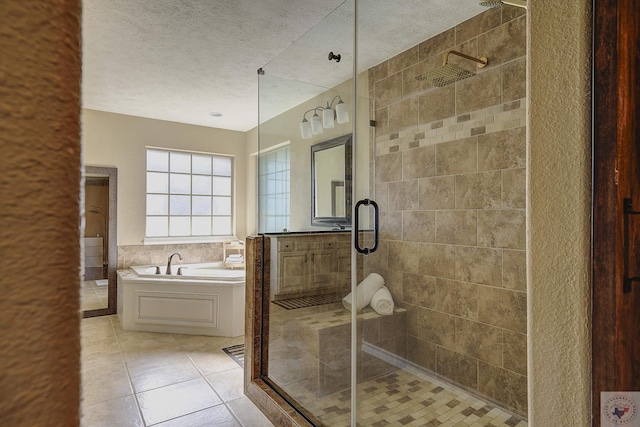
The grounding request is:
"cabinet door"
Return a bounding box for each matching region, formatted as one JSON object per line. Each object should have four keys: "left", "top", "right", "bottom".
{"left": 277, "top": 251, "right": 307, "bottom": 295}
{"left": 307, "top": 250, "right": 336, "bottom": 292}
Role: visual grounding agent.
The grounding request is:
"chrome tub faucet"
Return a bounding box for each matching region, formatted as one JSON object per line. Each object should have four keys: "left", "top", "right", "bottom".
{"left": 166, "top": 252, "right": 183, "bottom": 275}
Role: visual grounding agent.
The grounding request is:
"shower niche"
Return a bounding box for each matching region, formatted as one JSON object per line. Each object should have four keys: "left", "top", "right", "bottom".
{"left": 250, "top": 1, "right": 528, "bottom": 425}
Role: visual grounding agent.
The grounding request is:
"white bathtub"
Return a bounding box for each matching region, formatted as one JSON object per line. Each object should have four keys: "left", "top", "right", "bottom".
{"left": 117, "top": 262, "right": 245, "bottom": 337}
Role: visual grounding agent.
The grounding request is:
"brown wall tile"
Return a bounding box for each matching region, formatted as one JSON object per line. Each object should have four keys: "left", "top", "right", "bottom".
{"left": 503, "top": 249, "right": 526, "bottom": 291}
{"left": 477, "top": 209, "right": 525, "bottom": 249}
{"left": 403, "top": 145, "right": 436, "bottom": 179}
{"left": 388, "top": 97, "right": 419, "bottom": 133}
{"left": 419, "top": 176, "right": 456, "bottom": 210}
{"left": 406, "top": 336, "right": 436, "bottom": 370}
{"left": 478, "top": 286, "right": 526, "bottom": 333}
{"left": 503, "top": 330, "right": 527, "bottom": 375}
{"left": 375, "top": 72, "right": 403, "bottom": 108}
{"left": 502, "top": 168, "right": 526, "bottom": 208}
{"left": 374, "top": 107, "right": 389, "bottom": 135}
{"left": 402, "top": 211, "right": 436, "bottom": 242}
{"left": 418, "top": 85, "right": 455, "bottom": 124}
{"left": 418, "top": 243, "right": 456, "bottom": 279}
{"left": 371, "top": 60, "right": 389, "bottom": 83}
{"left": 435, "top": 278, "right": 478, "bottom": 320}
{"left": 388, "top": 45, "right": 420, "bottom": 75}
{"left": 477, "top": 16, "right": 526, "bottom": 69}
{"left": 436, "top": 346, "right": 478, "bottom": 390}
{"left": 455, "top": 8, "right": 501, "bottom": 44}
{"left": 419, "top": 28, "right": 456, "bottom": 60}
{"left": 435, "top": 210, "right": 478, "bottom": 246}
{"left": 388, "top": 241, "right": 421, "bottom": 274}
{"left": 455, "top": 246, "right": 502, "bottom": 286}
{"left": 403, "top": 273, "right": 436, "bottom": 309}
{"left": 455, "top": 317, "right": 503, "bottom": 366}
{"left": 478, "top": 127, "right": 526, "bottom": 171}
{"left": 455, "top": 171, "right": 502, "bottom": 209}
{"left": 436, "top": 137, "right": 478, "bottom": 175}
{"left": 375, "top": 152, "right": 403, "bottom": 183}
{"left": 389, "top": 180, "right": 419, "bottom": 211}
{"left": 502, "top": 57, "right": 526, "bottom": 102}
{"left": 456, "top": 67, "right": 501, "bottom": 113}
{"left": 380, "top": 211, "right": 403, "bottom": 241}
{"left": 478, "top": 362, "right": 528, "bottom": 414}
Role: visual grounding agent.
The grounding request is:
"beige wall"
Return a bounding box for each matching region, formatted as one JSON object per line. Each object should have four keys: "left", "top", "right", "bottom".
{"left": 247, "top": 76, "right": 370, "bottom": 233}
{"left": 82, "top": 109, "right": 249, "bottom": 245}
{"left": 527, "top": 0, "right": 592, "bottom": 425}
{"left": 0, "top": 0, "right": 82, "bottom": 425}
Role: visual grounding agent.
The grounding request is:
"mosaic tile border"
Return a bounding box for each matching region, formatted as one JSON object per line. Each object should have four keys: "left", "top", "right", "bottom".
{"left": 375, "top": 99, "right": 526, "bottom": 156}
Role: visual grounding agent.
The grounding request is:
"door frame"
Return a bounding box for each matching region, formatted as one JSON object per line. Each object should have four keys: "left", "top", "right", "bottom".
{"left": 592, "top": 0, "right": 639, "bottom": 424}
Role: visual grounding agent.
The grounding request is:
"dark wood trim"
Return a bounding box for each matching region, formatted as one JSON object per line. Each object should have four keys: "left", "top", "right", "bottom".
{"left": 593, "top": 0, "right": 640, "bottom": 424}
{"left": 244, "top": 235, "right": 313, "bottom": 427}
{"left": 592, "top": 0, "right": 619, "bottom": 421}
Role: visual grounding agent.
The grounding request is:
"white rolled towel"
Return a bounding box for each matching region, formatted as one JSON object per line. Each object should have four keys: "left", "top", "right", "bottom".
{"left": 342, "top": 273, "right": 385, "bottom": 312}
{"left": 370, "top": 286, "right": 394, "bottom": 315}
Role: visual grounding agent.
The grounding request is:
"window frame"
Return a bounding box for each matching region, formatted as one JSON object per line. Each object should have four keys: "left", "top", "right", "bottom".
{"left": 144, "top": 147, "right": 235, "bottom": 243}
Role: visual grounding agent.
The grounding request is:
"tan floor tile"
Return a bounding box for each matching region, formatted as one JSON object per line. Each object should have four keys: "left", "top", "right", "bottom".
{"left": 227, "top": 396, "right": 275, "bottom": 427}
{"left": 153, "top": 404, "right": 241, "bottom": 427}
{"left": 137, "top": 378, "right": 223, "bottom": 425}
{"left": 80, "top": 395, "right": 143, "bottom": 427}
{"left": 81, "top": 368, "right": 133, "bottom": 406}
{"left": 128, "top": 354, "right": 201, "bottom": 393}
{"left": 206, "top": 366, "right": 245, "bottom": 402}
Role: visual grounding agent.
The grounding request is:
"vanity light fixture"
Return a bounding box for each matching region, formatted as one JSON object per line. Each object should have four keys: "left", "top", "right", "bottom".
{"left": 300, "top": 96, "right": 349, "bottom": 139}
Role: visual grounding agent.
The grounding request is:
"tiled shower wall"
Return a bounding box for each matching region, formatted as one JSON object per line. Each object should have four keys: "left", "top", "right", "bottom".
{"left": 365, "top": 8, "right": 527, "bottom": 414}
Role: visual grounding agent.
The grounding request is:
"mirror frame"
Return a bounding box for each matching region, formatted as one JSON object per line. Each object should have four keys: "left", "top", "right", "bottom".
{"left": 83, "top": 165, "right": 118, "bottom": 318}
{"left": 311, "top": 133, "right": 352, "bottom": 227}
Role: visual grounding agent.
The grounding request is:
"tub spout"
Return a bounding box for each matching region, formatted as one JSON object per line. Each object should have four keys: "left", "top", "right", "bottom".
{"left": 166, "top": 252, "right": 183, "bottom": 275}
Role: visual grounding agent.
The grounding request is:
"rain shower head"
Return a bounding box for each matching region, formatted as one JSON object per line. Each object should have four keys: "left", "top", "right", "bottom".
{"left": 479, "top": 0, "right": 527, "bottom": 9}
{"left": 414, "top": 50, "right": 488, "bottom": 87}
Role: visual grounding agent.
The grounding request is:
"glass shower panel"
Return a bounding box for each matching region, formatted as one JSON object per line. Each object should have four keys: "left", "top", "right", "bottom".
{"left": 257, "top": 1, "right": 357, "bottom": 425}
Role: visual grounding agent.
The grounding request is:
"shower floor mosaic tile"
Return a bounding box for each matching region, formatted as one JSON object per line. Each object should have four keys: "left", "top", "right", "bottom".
{"left": 283, "top": 367, "right": 527, "bottom": 427}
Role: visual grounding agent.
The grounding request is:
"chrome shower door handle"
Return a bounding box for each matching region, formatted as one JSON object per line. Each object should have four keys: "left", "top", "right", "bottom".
{"left": 354, "top": 198, "right": 379, "bottom": 254}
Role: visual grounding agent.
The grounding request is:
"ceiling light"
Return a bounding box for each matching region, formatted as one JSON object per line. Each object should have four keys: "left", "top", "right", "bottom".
{"left": 209, "top": 112, "right": 223, "bottom": 117}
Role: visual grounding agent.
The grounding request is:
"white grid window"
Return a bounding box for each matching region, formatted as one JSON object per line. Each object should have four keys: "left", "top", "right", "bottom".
{"left": 146, "top": 148, "right": 233, "bottom": 238}
{"left": 259, "top": 146, "right": 290, "bottom": 233}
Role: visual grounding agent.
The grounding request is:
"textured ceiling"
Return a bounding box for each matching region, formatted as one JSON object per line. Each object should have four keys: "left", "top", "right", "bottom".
{"left": 82, "top": 0, "right": 486, "bottom": 132}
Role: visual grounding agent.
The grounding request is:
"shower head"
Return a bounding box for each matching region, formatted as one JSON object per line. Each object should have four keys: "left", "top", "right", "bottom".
{"left": 414, "top": 50, "right": 488, "bottom": 87}
{"left": 479, "top": 0, "right": 527, "bottom": 9}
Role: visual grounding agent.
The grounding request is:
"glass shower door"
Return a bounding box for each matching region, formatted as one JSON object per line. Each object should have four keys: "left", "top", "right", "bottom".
{"left": 257, "top": 1, "right": 357, "bottom": 424}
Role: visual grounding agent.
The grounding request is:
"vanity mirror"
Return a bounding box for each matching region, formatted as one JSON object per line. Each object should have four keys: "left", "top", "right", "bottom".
{"left": 311, "top": 134, "right": 352, "bottom": 227}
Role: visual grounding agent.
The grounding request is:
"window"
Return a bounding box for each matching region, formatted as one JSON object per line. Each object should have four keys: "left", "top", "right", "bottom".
{"left": 259, "top": 146, "right": 290, "bottom": 233}
{"left": 146, "top": 148, "right": 233, "bottom": 238}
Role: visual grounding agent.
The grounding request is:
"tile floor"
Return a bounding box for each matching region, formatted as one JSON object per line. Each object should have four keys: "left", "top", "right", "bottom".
{"left": 80, "top": 315, "right": 273, "bottom": 427}
{"left": 267, "top": 303, "right": 528, "bottom": 427}
{"left": 81, "top": 280, "right": 108, "bottom": 311}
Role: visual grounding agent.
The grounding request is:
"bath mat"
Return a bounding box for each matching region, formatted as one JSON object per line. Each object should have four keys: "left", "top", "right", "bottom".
{"left": 222, "top": 344, "right": 244, "bottom": 368}
{"left": 271, "top": 294, "right": 343, "bottom": 310}
{"left": 95, "top": 279, "right": 108, "bottom": 286}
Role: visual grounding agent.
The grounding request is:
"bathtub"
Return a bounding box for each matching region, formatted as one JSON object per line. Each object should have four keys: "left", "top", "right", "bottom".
{"left": 117, "top": 262, "right": 245, "bottom": 337}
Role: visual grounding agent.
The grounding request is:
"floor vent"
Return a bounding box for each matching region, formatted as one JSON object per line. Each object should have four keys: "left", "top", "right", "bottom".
{"left": 222, "top": 344, "right": 244, "bottom": 368}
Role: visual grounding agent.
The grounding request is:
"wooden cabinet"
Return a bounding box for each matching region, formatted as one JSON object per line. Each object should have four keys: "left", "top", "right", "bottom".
{"left": 271, "top": 233, "right": 350, "bottom": 299}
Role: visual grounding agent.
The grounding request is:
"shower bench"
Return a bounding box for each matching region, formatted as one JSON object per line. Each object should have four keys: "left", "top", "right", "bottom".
{"left": 287, "top": 306, "right": 408, "bottom": 396}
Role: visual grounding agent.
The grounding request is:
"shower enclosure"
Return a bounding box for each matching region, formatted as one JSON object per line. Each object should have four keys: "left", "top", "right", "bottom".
{"left": 254, "top": 1, "right": 528, "bottom": 425}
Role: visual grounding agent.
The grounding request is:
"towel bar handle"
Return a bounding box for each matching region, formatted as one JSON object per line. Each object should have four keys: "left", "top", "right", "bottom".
{"left": 354, "top": 198, "right": 379, "bottom": 254}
